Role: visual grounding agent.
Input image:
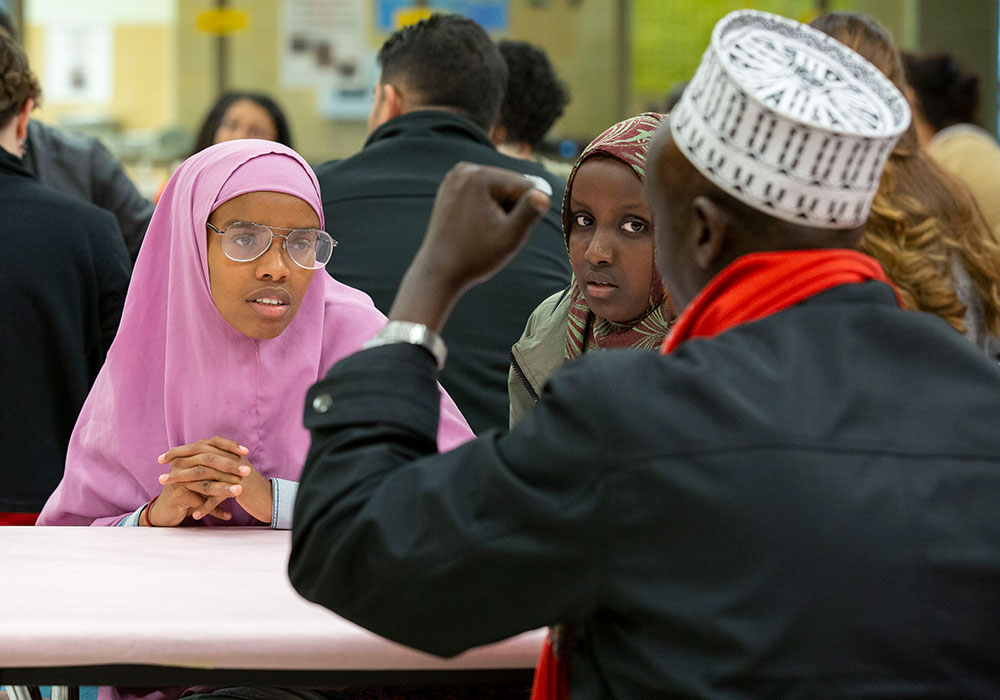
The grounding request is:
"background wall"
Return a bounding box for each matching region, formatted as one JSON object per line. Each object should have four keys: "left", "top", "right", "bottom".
{"left": 914, "top": 0, "right": 998, "bottom": 132}
{"left": 16, "top": 0, "right": 1000, "bottom": 185}
{"left": 25, "top": 0, "right": 175, "bottom": 131}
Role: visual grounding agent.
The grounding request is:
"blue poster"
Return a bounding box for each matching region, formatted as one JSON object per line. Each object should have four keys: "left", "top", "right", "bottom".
{"left": 376, "top": 0, "right": 509, "bottom": 33}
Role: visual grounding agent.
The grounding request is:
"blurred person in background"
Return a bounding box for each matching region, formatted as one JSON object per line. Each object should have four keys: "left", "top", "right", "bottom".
{"left": 492, "top": 39, "right": 571, "bottom": 177}
{"left": 661, "top": 80, "right": 688, "bottom": 114}
{"left": 813, "top": 11, "right": 1000, "bottom": 359}
{"left": 315, "top": 14, "right": 571, "bottom": 434}
{"left": 0, "top": 9, "right": 153, "bottom": 263}
{"left": 191, "top": 90, "right": 294, "bottom": 155}
{"left": 903, "top": 50, "right": 1000, "bottom": 241}
{"left": 0, "top": 29, "right": 130, "bottom": 525}
{"left": 152, "top": 91, "right": 295, "bottom": 205}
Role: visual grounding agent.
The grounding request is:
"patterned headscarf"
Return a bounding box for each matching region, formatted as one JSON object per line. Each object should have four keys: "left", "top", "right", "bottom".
{"left": 563, "top": 112, "right": 674, "bottom": 360}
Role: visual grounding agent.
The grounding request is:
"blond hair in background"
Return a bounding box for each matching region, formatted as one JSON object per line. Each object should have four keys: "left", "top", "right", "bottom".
{"left": 812, "top": 11, "right": 1000, "bottom": 344}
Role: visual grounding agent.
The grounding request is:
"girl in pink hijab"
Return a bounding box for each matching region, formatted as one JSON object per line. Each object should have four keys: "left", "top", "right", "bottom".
{"left": 39, "top": 139, "right": 473, "bottom": 529}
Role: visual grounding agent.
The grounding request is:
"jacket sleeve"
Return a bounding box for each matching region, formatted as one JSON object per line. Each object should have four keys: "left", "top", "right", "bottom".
{"left": 90, "top": 209, "right": 131, "bottom": 370}
{"left": 87, "top": 137, "right": 155, "bottom": 262}
{"left": 290, "top": 343, "right": 609, "bottom": 658}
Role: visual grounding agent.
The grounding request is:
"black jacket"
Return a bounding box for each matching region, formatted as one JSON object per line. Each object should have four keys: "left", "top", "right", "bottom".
{"left": 291, "top": 282, "right": 1000, "bottom": 699}
{"left": 314, "top": 111, "right": 572, "bottom": 433}
{"left": 23, "top": 120, "right": 154, "bottom": 262}
{"left": 0, "top": 149, "right": 130, "bottom": 512}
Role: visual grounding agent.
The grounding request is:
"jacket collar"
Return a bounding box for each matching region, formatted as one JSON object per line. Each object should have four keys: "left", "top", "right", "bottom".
{"left": 0, "top": 147, "right": 33, "bottom": 179}
{"left": 364, "top": 110, "right": 493, "bottom": 149}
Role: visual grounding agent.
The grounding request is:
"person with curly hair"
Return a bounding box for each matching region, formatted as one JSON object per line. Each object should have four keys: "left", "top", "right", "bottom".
{"left": 903, "top": 50, "right": 1000, "bottom": 241}
{"left": 492, "top": 40, "right": 569, "bottom": 167}
{"left": 812, "top": 11, "right": 1000, "bottom": 359}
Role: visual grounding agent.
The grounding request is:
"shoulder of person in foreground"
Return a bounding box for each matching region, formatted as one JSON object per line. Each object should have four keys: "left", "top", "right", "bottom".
{"left": 289, "top": 344, "right": 664, "bottom": 656}
{"left": 318, "top": 273, "right": 475, "bottom": 451}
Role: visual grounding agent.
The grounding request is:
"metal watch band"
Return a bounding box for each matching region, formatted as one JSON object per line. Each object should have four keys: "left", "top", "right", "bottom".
{"left": 362, "top": 321, "right": 447, "bottom": 369}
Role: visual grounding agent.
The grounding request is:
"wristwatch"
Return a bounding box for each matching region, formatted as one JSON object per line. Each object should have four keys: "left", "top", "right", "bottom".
{"left": 363, "top": 321, "right": 448, "bottom": 369}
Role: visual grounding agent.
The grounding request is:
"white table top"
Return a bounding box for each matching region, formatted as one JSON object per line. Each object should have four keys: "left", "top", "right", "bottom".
{"left": 0, "top": 526, "right": 543, "bottom": 674}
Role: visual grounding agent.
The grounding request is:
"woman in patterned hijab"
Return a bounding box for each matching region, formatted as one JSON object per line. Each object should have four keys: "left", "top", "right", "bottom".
{"left": 509, "top": 112, "right": 673, "bottom": 426}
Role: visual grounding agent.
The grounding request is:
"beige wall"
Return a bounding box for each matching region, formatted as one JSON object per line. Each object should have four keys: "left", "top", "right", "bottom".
{"left": 177, "top": 0, "right": 369, "bottom": 165}
{"left": 26, "top": 23, "right": 174, "bottom": 131}
{"left": 175, "top": 0, "right": 621, "bottom": 164}
{"left": 20, "top": 0, "right": 1000, "bottom": 169}
{"left": 506, "top": 0, "right": 621, "bottom": 144}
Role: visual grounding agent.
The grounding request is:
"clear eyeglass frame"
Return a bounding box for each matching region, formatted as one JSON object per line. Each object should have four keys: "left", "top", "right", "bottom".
{"left": 206, "top": 221, "right": 337, "bottom": 270}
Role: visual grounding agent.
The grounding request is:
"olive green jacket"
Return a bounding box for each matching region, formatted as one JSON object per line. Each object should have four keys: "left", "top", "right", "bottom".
{"left": 508, "top": 288, "right": 575, "bottom": 427}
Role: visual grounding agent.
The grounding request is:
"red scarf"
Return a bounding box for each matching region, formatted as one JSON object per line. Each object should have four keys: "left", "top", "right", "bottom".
{"left": 530, "top": 248, "right": 897, "bottom": 700}
{"left": 662, "top": 249, "right": 900, "bottom": 354}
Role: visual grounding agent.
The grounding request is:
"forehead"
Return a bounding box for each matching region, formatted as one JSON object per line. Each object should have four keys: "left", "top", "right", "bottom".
{"left": 572, "top": 156, "right": 642, "bottom": 194}
{"left": 224, "top": 99, "right": 272, "bottom": 120}
{"left": 211, "top": 191, "right": 319, "bottom": 226}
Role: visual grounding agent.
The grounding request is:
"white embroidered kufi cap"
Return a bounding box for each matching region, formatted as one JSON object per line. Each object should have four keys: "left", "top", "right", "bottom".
{"left": 670, "top": 9, "right": 911, "bottom": 229}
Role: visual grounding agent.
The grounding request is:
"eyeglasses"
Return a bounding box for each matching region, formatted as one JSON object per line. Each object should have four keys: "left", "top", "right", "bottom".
{"left": 207, "top": 221, "right": 337, "bottom": 270}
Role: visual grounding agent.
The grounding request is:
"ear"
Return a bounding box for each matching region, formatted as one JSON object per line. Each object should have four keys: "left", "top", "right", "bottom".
{"left": 690, "top": 194, "right": 729, "bottom": 271}
{"left": 15, "top": 97, "right": 33, "bottom": 143}
{"left": 367, "top": 81, "right": 404, "bottom": 132}
{"left": 489, "top": 123, "right": 507, "bottom": 146}
{"left": 381, "top": 82, "right": 404, "bottom": 120}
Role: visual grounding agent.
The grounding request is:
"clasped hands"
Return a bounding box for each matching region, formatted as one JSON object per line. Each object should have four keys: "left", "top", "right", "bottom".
{"left": 144, "top": 436, "right": 272, "bottom": 526}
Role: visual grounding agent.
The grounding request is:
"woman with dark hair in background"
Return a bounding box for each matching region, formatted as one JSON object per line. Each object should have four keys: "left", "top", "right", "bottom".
{"left": 192, "top": 90, "right": 294, "bottom": 154}
{"left": 812, "top": 11, "right": 1000, "bottom": 359}
{"left": 903, "top": 50, "right": 1000, "bottom": 240}
{"left": 152, "top": 91, "right": 296, "bottom": 204}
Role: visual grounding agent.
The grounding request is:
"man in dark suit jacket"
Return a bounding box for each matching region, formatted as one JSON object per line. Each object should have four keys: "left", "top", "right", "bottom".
{"left": 314, "top": 14, "right": 571, "bottom": 434}
{"left": 290, "top": 11, "right": 1000, "bottom": 699}
{"left": 0, "top": 33, "right": 130, "bottom": 523}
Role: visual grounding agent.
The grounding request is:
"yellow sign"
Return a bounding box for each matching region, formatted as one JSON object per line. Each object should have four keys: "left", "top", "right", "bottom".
{"left": 394, "top": 8, "right": 434, "bottom": 30}
{"left": 197, "top": 8, "right": 249, "bottom": 35}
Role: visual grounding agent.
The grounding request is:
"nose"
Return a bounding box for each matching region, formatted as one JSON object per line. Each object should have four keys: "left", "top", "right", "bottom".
{"left": 255, "top": 237, "right": 290, "bottom": 281}
{"left": 584, "top": 226, "right": 616, "bottom": 266}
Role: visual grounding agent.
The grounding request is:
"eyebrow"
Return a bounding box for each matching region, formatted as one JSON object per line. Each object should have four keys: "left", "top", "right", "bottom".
{"left": 219, "top": 220, "right": 322, "bottom": 230}
{"left": 568, "top": 196, "right": 651, "bottom": 213}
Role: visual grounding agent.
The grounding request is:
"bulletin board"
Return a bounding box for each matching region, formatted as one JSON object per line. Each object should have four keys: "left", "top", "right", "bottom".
{"left": 631, "top": 0, "right": 853, "bottom": 102}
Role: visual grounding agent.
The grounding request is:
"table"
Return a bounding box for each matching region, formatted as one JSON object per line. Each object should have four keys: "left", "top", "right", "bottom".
{"left": 0, "top": 527, "right": 543, "bottom": 689}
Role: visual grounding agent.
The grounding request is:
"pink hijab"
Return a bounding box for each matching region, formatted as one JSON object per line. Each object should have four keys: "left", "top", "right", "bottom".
{"left": 39, "top": 139, "right": 473, "bottom": 527}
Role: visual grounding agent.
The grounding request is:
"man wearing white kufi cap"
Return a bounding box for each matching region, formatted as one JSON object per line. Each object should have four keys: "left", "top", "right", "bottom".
{"left": 285, "top": 10, "right": 1000, "bottom": 700}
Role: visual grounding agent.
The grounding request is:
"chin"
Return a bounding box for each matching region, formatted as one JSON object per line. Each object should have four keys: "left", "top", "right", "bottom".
{"left": 230, "top": 319, "right": 292, "bottom": 340}
{"left": 588, "top": 300, "right": 641, "bottom": 325}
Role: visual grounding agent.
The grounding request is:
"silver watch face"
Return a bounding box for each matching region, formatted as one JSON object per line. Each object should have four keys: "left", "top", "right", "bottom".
{"left": 364, "top": 321, "right": 447, "bottom": 369}
{"left": 524, "top": 174, "right": 553, "bottom": 197}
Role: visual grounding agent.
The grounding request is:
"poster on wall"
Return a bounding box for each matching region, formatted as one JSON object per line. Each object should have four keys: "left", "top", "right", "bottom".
{"left": 281, "top": 0, "right": 377, "bottom": 120}
{"left": 44, "top": 23, "right": 113, "bottom": 103}
{"left": 375, "top": 0, "right": 509, "bottom": 32}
